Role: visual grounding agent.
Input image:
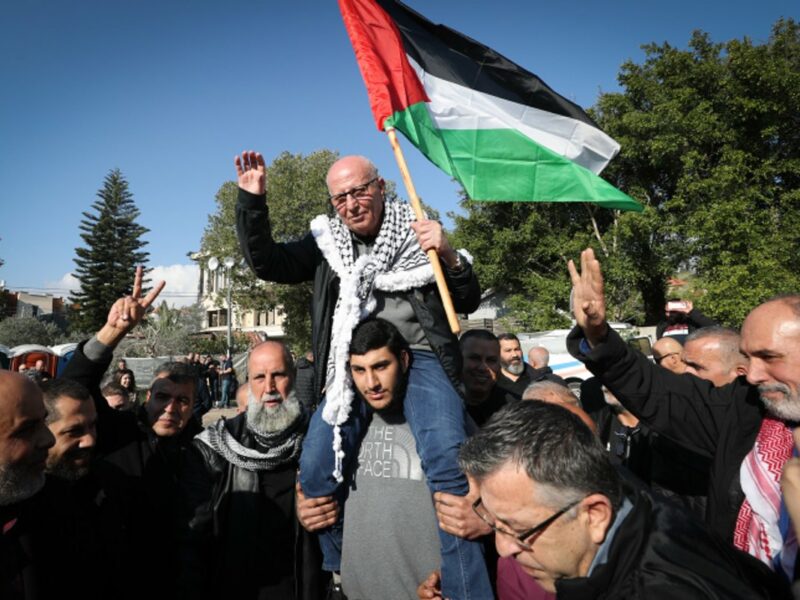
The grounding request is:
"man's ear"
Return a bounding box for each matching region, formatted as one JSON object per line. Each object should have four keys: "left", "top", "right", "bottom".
{"left": 582, "top": 494, "right": 614, "bottom": 545}
{"left": 736, "top": 364, "right": 748, "bottom": 378}
{"left": 400, "top": 349, "right": 410, "bottom": 373}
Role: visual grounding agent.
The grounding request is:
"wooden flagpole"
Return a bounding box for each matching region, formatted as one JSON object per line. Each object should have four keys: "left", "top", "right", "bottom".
{"left": 385, "top": 127, "right": 461, "bottom": 335}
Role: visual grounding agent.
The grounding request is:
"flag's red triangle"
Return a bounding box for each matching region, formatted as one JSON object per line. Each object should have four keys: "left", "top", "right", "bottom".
{"left": 339, "top": 0, "right": 429, "bottom": 131}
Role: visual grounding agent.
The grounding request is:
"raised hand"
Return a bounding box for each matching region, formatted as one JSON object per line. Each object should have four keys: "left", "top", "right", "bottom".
{"left": 234, "top": 150, "right": 266, "bottom": 195}
{"left": 98, "top": 266, "right": 166, "bottom": 348}
{"left": 567, "top": 248, "right": 608, "bottom": 345}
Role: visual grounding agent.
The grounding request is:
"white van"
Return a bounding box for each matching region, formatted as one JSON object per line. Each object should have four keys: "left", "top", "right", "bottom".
{"left": 518, "top": 323, "right": 652, "bottom": 385}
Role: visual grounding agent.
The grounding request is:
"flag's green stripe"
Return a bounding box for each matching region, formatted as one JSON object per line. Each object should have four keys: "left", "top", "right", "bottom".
{"left": 387, "top": 102, "right": 641, "bottom": 212}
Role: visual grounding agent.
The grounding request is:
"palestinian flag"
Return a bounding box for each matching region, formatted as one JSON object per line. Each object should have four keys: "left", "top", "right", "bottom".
{"left": 338, "top": 0, "right": 641, "bottom": 211}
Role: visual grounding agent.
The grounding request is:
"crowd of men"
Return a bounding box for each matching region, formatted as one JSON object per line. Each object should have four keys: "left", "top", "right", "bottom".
{"left": 2, "top": 152, "right": 800, "bottom": 600}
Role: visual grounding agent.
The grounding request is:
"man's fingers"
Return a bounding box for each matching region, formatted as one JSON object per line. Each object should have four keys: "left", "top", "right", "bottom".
{"left": 234, "top": 154, "right": 244, "bottom": 176}
{"left": 141, "top": 280, "right": 166, "bottom": 309}
{"left": 567, "top": 259, "right": 580, "bottom": 286}
{"left": 132, "top": 266, "right": 143, "bottom": 299}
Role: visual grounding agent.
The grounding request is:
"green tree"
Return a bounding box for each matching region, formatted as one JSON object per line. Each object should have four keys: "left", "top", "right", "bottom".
{"left": 595, "top": 18, "right": 800, "bottom": 325}
{"left": 200, "top": 150, "right": 340, "bottom": 352}
{"left": 70, "top": 169, "right": 150, "bottom": 332}
{"left": 0, "top": 317, "right": 63, "bottom": 347}
{"left": 121, "top": 302, "right": 204, "bottom": 358}
{"left": 452, "top": 18, "right": 800, "bottom": 330}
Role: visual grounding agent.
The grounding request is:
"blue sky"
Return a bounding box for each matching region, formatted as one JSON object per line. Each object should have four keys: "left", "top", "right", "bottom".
{"left": 1, "top": 0, "right": 795, "bottom": 306}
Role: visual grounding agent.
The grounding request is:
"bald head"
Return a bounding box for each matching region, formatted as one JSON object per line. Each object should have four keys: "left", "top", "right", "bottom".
{"left": 527, "top": 346, "right": 549, "bottom": 369}
{"left": 522, "top": 380, "right": 596, "bottom": 433}
{"left": 0, "top": 372, "right": 55, "bottom": 505}
{"left": 248, "top": 341, "right": 295, "bottom": 403}
{"left": 326, "top": 156, "right": 378, "bottom": 189}
{"left": 326, "top": 155, "right": 385, "bottom": 237}
{"left": 740, "top": 296, "right": 800, "bottom": 420}
{"left": 653, "top": 337, "right": 685, "bottom": 374}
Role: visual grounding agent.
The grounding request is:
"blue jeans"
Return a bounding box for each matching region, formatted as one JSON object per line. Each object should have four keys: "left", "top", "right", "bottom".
{"left": 299, "top": 350, "right": 493, "bottom": 600}
{"left": 220, "top": 378, "right": 232, "bottom": 408}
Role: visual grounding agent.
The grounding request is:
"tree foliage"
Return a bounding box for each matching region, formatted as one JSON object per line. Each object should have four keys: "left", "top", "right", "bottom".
{"left": 595, "top": 18, "right": 800, "bottom": 326}
{"left": 451, "top": 18, "right": 800, "bottom": 330}
{"left": 0, "top": 317, "right": 64, "bottom": 347}
{"left": 121, "top": 302, "right": 204, "bottom": 358}
{"left": 70, "top": 169, "right": 150, "bottom": 332}
{"left": 200, "top": 150, "right": 339, "bottom": 352}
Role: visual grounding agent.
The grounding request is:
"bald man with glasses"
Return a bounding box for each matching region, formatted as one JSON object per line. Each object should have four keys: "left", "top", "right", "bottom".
{"left": 235, "top": 151, "right": 490, "bottom": 599}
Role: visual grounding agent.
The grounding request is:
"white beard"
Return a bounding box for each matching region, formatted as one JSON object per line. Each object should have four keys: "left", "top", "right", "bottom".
{"left": 759, "top": 383, "right": 800, "bottom": 421}
{"left": 0, "top": 463, "right": 46, "bottom": 506}
{"left": 246, "top": 388, "right": 302, "bottom": 434}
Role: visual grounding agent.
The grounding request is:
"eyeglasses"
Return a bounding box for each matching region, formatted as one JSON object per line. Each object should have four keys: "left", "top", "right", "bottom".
{"left": 654, "top": 352, "right": 679, "bottom": 364}
{"left": 472, "top": 495, "right": 584, "bottom": 552}
{"left": 329, "top": 177, "right": 379, "bottom": 207}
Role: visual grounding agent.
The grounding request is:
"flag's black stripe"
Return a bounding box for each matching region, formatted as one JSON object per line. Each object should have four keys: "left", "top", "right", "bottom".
{"left": 376, "top": 0, "right": 599, "bottom": 128}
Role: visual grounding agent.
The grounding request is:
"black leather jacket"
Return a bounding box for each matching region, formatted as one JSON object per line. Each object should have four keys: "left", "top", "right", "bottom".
{"left": 181, "top": 414, "right": 324, "bottom": 600}
{"left": 236, "top": 188, "right": 481, "bottom": 398}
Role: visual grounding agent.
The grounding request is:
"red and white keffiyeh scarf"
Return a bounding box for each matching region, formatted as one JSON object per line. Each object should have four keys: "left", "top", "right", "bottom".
{"left": 734, "top": 415, "right": 797, "bottom": 578}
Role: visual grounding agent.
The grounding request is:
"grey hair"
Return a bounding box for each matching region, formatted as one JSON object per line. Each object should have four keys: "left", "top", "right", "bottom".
{"left": 459, "top": 401, "right": 622, "bottom": 511}
{"left": 685, "top": 326, "right": 746, "bottom": 368}
{"left": 522, "top": 380, "right": 578, "bottom": 406}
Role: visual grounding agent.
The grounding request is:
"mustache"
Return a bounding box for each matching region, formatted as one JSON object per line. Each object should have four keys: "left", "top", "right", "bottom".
{"left": 759, "top": 383, "right": 791, "bottom": 396}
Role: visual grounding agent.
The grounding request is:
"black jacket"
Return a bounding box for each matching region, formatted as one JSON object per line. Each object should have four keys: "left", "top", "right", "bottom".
{"left": 567, "top": 326, "right": 765, "bottom": 544}
{"left": 557, "top": 482, "right": 788, "bottom": 599}
{"left": 181, "top": 414, "right": 324, "bottom": 600}
{"left": 236, "top": 189, "right": 481, "bottom": 398}
{"left": 62, "top": 342, "right": 203, "bottom": 599}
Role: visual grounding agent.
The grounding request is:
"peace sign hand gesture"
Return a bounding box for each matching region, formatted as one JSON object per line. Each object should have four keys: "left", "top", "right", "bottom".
{"left": 98, "top": 266, "right": 166, "bottom": 348}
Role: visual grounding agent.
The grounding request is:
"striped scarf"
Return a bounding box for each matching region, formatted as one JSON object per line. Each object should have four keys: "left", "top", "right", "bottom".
{"left": 734, "top": 415, "right": 797, "bottom": 579}
{"left": 310, "top": 198, "right": 435, "bottom": 481}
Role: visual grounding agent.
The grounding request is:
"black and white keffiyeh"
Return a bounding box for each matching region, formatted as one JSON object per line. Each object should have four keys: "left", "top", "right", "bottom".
{"left": 196, "top": 411, "right": 307, "bottom": 472}
{"left": 310, "top": 197, "right": 437, "bottom": 481}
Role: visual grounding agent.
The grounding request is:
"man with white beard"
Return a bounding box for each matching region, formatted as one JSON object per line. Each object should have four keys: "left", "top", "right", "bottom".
{"left": 181, "top": 341, "right": 324, "bottom": 600}
{"left": 567, "top": 248, "right": 800, "bottom": 585}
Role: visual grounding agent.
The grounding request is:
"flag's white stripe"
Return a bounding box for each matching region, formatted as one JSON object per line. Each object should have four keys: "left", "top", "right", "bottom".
{"left": 407, "top": 57, "right": 619, "bottom": 175}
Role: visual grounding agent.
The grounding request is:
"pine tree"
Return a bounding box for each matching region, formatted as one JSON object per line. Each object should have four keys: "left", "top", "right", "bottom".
{"left": 70, "top": 169, "right": 150, "bottom": 332}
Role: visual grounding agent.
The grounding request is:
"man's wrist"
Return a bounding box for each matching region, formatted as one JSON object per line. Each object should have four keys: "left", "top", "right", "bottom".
{"left": 585, "top": 323, "right": 610, "bottom": 349}
{"left": 96, "top": 324, "right": 128, "bottom": 349}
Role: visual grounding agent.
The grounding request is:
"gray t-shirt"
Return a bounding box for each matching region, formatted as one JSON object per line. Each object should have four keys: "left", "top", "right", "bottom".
{"left": 341, "top": 411, "right": 441, "bottom": 600}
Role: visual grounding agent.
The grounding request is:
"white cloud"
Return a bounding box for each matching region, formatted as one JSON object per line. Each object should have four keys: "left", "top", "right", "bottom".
{"left": 45, "top": 264, "right": 200, "bottom": 308}
{"left": 44, "top": 272, "right": 80, "bottom": 296}
{"left": 146, "top": 264, "right": 200, "bottom": 308}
